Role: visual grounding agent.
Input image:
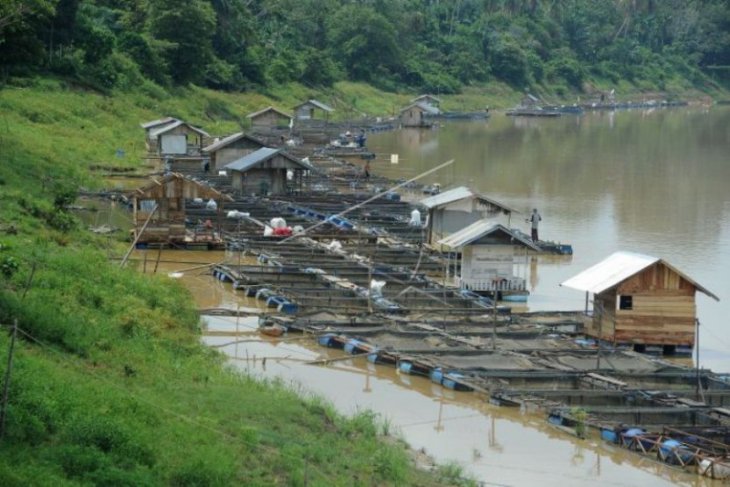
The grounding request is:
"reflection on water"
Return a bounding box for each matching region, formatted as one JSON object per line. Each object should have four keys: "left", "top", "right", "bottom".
{"left": 131, "top": 108, "right": 730, "bottom": 485}
{"left": 202, "top": 315, "right": 718, "bottom": 487}
{"left": 370, "top": 107, "right": 730, "bottom": 372}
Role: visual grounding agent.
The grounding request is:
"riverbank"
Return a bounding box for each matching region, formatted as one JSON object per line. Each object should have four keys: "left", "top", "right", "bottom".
{"left": 0, "top": 76, "right": 726, "bottom": 485}
{"left": 0, "top": 79, "right": 478, "bottom": 485}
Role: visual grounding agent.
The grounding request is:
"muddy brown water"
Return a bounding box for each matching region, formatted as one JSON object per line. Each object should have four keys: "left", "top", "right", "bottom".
{"left": 134, "top": 251, "right": 719, "bottom": 485}
{"left": 370, "top": 106, "right": 730, "bottom": 373}
{"left": 130, "top": 106, "right": 730, "bottom": 485}
{"left": 202, "top": 314, "right": 718, "bottom": 487}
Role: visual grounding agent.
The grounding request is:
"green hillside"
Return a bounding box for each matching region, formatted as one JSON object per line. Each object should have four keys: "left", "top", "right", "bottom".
{"left": 2, "top": 1, "right": 728, "bottom": 95}
{"left": 0, "top": 79, "right": 478, "bottom": 485}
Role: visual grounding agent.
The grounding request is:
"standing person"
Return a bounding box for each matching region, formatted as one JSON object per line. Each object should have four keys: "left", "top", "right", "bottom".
{"left": 529, "top": 208, "right": 542, "bottom": 242}
{"left": 363, "top": 160, "right": 371, "bottom": 179}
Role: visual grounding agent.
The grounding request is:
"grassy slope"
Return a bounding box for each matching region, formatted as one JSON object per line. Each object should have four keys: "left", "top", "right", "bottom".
{"left": 0, "top": 78, "right": 474, "bottom": 486}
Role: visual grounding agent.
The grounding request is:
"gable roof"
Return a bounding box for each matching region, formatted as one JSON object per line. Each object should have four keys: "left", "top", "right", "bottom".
{"left": 133, "top": 173, "right": 233, "bottom": 201}
{"left": 419, "top": 186, "right": 519, "bottom": 214}
{"left": 411, "top": 94, "right": 441, "bottom": 104}
{"left": 223, "top": 147, "right": 313, "bottom": 173}
{"left": 561, "top": 251, "right": 719, "bottom": 301}
{"left": 246, "top": 106, "right": 293, "bottom": 120}
{"left": 293, "top": 99, "right": 334, "bottom": 112}
{"left": 202, "top": 132, "right": 265, "bottom": 153}
{"left": 149, "top": 120, "right": 209, "bottom": 139}
{"left": 400, "top": 102, "right": 440, "bottom": 115}
{"left": 438, "top": 221, "right": 540, "bottom": 250}
{"left": 140, "top": 117, "right": 178, "bottom": 129}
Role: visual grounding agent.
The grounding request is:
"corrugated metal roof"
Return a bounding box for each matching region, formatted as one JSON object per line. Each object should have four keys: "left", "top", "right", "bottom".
{"left": 140, "top": 117, "right": 178, "bottom": 129}
{"left": 561, "top": 251, "right": 719, "bottom": 301}
{"left": 411, "top": 94, "right": 441, "bottom": 103}
{"left": 202, "top": 132, "right": 264, "bottom": 153}
{"left": 438, "top": 221, "right": 540, "bottom": 250}
{"left": 419, "top": 186, "right": 519, "bottom": 214}
{"left": 420, "top": 186, "right": 473, "bottom": 209}
{"left": 224, "top": 147, "right": 313, "bottom": 173}
{"left": 246, "top": 106, "right": 292, "bottom": 119}
{"left": 294, "top": 99, "right": 334, "bottom": 112}
{"left": 399, "top": 102, "right": 440, "bottom": 115}
{"left": 149, "top": 120, "right": 209, "bottom": 139}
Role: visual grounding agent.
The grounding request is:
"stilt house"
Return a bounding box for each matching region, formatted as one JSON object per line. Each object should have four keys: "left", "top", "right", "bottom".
{"left": 561, "top": 251, "right": 720, "bottom": 349}
{"left": 223, "top": 147, "right": 312, "bottom": 196}
{"left": 419, "top": 186, "right": 518, "bottom": 245}
{"left": 438, "top": 221, "right": 539, "bottom": 292}
{"left": 149, "top": 121, "right": 209, "bottom": 156}
{"left": 202, "top": 132, "right": 266, "bottom": 171}
{"left": 131, "top": 173, "right": 232, "bottom": 244}
{"left": 399, "top": 102, "right": 440, "bottom": 128}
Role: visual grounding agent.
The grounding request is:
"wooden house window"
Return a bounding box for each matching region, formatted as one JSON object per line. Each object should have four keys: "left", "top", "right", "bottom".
{"left": 619, "top": 295, "right": 633, "bottom": 310}
{"left": 139, "top": 200, "right": 156, "bottom": 212}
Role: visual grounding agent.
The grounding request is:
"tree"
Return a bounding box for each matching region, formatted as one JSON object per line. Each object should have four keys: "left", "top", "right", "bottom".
{"left": 326, "top": 4, "right": 402, "bottom": 84}
{"left": 149, "top": 0, "right": 216, "bottom": 85}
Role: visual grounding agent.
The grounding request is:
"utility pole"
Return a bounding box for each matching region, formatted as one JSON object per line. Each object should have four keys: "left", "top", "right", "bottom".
{"left": 0, "top": 319, "right": 19, "bottom": 440}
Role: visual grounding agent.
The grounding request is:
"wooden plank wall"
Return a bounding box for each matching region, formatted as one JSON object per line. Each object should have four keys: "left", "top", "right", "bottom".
{"left": 588, "top": 263, "right": 698, "bottom": 346}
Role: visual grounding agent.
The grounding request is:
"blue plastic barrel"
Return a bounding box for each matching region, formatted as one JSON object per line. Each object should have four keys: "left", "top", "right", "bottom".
{"left": 318, "top": 333, "right": 336, "bottom": 347}
{"left": 399, "top": 361, "right": 413, "bottom": 374}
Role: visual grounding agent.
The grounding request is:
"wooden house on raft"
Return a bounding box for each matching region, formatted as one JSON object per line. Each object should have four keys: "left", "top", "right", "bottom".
{"left": 222, "top": 147, "right": 313, "bottom": 196}
{"left": 561, "top": 251, "right": 720, "bottom": 352}
{"left": 140, "top": 117, "right": 179, "bottom": 146}
{"left": 438, "top": 221, "right": 539, "bottom": 294}
{"left": 419, "top": 186, "right": 519, "bottom": 246}
{"left": 399, "top": 102, "right": 440, "bottom": 128}
{"left": 293, "top": 99, "right": 334, "bottom": 126}
{"left": 202, "top": 132, "right": 266, "bottom": 172}
{"left": 148, "top": 121, "right": 209, "bottom": 156}
{"left": 131, "top": 173, "right": 232, "bottom": 246}
{"left": 246, "top": 106, "right": 293, "bottom": 133}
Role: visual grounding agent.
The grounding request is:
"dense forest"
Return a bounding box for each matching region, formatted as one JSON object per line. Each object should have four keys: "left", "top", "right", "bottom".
{"left": 1, "top": 0, "right": 729, "bottom": 94}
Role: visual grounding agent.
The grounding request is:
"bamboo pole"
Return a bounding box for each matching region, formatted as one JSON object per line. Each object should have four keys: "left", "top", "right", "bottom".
{"left": 120, "top": 204, "right": 158, "bottom": 268}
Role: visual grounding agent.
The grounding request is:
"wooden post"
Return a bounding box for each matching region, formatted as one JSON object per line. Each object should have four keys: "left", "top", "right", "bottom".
{"left": 696, "top": 318, "right": 701, "bottom": 398}
{"left": 492, "top": 293, "right": 497, "bottom": 351}
{"left": 0, "top": 319, "right": 18, "bottom": 440}
{"left": 153, "top": 246, "right": 163, "bottom": 273}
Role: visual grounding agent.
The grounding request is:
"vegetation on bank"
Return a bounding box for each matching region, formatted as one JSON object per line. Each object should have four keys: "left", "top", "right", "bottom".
{"left": 1, "top": 0, "right": 728, "bottom": 97}
{"left": 0, "top": 80, "right": 483, "bottom": 485}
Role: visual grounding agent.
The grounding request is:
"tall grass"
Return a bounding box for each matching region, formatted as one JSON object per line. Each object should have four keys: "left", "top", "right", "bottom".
{"left": 0, "top": 77, "right": 454, "bottom": 486}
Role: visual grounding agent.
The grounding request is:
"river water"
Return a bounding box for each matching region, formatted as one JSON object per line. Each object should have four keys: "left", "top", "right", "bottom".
{"left": 138, "top": 107, "right": 729, "bottom": 486}
{"left": 370, "top": 106, "right": 730, "bottom": 373}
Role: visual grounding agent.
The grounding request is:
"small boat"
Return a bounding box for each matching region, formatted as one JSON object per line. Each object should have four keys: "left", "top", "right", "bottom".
{"left": 260, "top": 324, "right": 286, "bottom": 337}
